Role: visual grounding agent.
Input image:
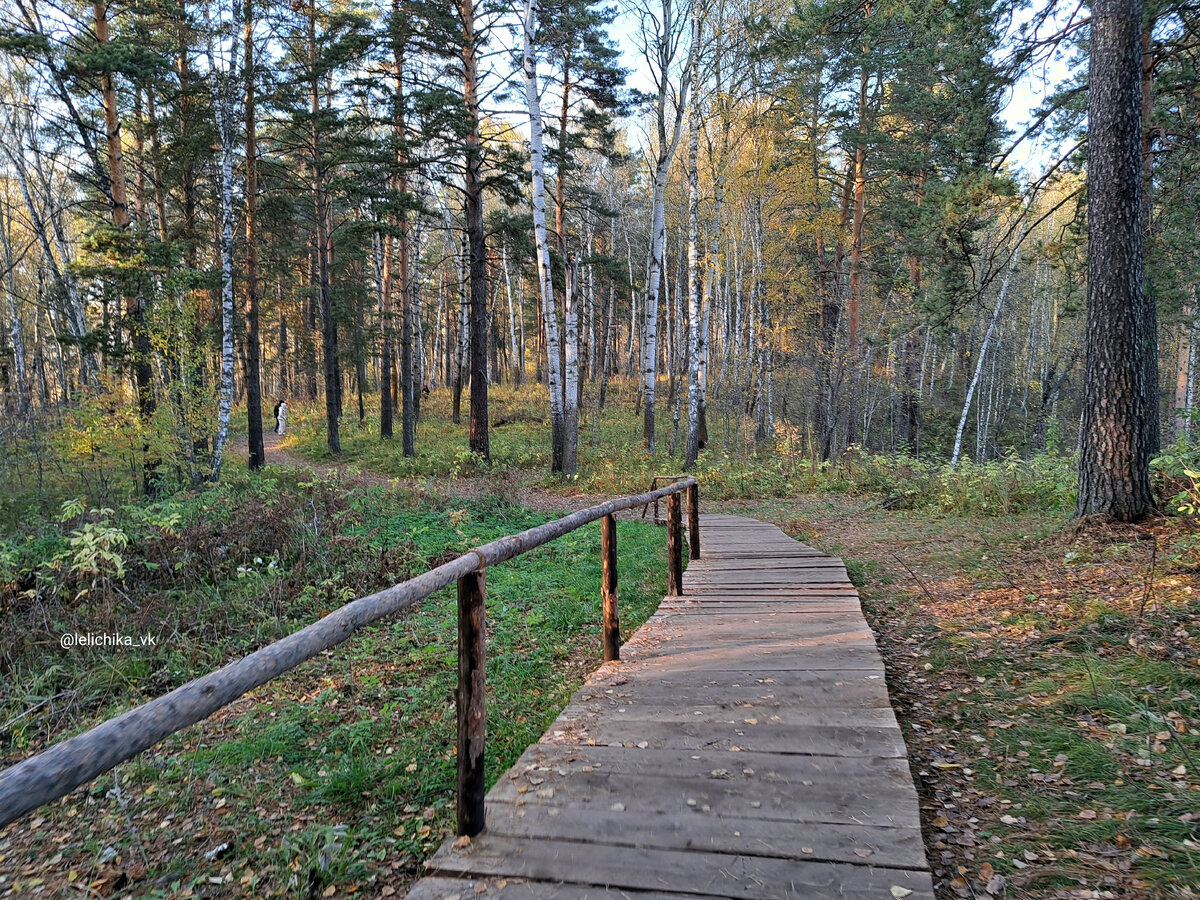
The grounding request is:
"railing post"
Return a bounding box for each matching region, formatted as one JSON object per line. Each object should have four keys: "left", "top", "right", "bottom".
{"left": 666, "top": 491, "right": 682, "bottom": 597}
{"left": 686, "top": 481, "right": 700, "bottom": 561}
{"left": 601, "top": 514, "right": 620, "bottom": 661}
{"left": 456, "top": 570, "right": 486, "bottom": 836}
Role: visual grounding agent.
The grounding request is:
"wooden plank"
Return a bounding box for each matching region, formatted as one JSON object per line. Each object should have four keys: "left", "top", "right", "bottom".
{"left": 427, "top": 835, "right": 936, "bottom": 900}
{"left": 658, "top": 602, "right": 863, "bottom": 615}
{"left": 537, "top": 720, "right": 906, "bottom": 757}
{"left": 572, "top": 670, "right": 894, "bottom": 709}
{"left": 492, "top": 746, "right": 917, "bottom": 827}
{"left": 619, "top": 649, "right": 886, "bottom": 674}
{"left": 481, "top": 800, "right": 929, "bottom": 869}
{"left": 406, "top": 877, "right": 701, "bottom": 900}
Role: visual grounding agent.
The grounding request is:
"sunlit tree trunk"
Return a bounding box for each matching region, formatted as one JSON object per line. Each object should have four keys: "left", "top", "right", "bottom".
{"left": 208, "top": 8, "right": 240, "bottom": 483}
{"left": 95, "top": 0, "right": 157, "bottom": 490}
{"left": 684, "top": 9, "right": 703, "bottom": 470}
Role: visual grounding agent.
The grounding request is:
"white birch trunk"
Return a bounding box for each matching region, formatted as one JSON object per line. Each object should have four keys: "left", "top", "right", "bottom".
{"left": 640, "top": 0, "right": 695, "bottom": 456}
{"left": 683, "top": 9, "right": 703, "bottom": 469}
{"left": 951, "top": 257, "right": 1016, "bottom": 468}
{"left": 503, "top": 244, "right": 520, "bottom": 385}
{"left": 208, "top": 30, "right": 239, "bottom": 483}
{"left": 563, "top": 254, "right": 580, "bottom": 476}
{"left": 523, "top": 0, "right": 565, "bottom": 471}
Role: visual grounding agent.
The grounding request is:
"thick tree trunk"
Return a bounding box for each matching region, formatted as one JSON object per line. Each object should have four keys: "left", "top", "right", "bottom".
{"left": 1140, "top": 26, "right": 1160, "bottom": 458}
{"left": 1076, "top": 0, "right": 1152, "bottom": 520}
{"left": 381, "top": 231, "right": 396, "bottom": 439}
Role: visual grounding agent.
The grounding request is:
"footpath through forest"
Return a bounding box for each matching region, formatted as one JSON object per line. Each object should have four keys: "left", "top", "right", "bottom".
{"left": 406, "top": 513, "right": 933, "bottom": 899}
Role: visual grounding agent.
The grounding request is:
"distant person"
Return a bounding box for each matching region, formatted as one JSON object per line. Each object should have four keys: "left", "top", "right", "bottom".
{"left": 275, "top": 399, "right": 288, "bottom": 435}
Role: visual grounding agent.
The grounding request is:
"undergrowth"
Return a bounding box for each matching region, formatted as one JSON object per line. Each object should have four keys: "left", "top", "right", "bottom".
{"left": 285, "top": 382, "right": 1079, "bottom": 516}
{"left": 0, "top": 471, "right": 670, "bottom": 898}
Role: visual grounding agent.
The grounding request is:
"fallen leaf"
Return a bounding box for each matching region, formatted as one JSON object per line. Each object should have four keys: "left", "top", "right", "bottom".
{"left": 890, "top": 887, "right": 913, "bottom": 899}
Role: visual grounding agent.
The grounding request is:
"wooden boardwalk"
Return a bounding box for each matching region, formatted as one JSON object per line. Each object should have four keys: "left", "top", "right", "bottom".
{"left": 407, "top": 514, "right": 933, "bottom": 900}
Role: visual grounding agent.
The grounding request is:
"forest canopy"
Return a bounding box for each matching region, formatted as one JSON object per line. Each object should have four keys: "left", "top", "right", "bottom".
{"left": 0, "top": 0, "right": 1193, "bottom": 520}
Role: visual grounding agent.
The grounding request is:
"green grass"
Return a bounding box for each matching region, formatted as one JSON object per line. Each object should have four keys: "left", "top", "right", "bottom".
{"left": 283, "top": 381, "right": 1079, "bottom": 513}
{"left": 0, "top": 471, "right": 672, "bottom": 897}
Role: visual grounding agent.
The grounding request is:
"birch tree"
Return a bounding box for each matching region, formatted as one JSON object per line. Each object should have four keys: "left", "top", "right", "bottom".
{"left": 523, "top": 0, "right": 566, "bottom": 474}
{"left": 683, "top": 6, "right": 703, "bottom": 469}
{"left": 628, "top": 0, "right": 695, "bottom": 455}
{"left": 207, "top": 1, "right": 241, "bottom": 483}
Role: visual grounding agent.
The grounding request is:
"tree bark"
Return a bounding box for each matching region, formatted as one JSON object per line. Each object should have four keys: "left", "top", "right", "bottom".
{"left": 95, "top": 0, "right": 156, "bottom": 490}
{"left": 244, "top": 0, "right": 264, "bottom": 471}
{"left": 523, "top": 0, "right": 566, "bottom": 473}
{"left": 208, "top": 20, "right": 238, "bottom": 483}
{"left": 1076, "top": 0, "right": 1152, "bottom": 521}
{"left": 308, "top": 0, "right": 340, "bottom": 454}
{"left": 684, "top": 9, "right": 703, "bottom": 470}
{"left": 461, "top": 0, "right": 490, "bottom": 461}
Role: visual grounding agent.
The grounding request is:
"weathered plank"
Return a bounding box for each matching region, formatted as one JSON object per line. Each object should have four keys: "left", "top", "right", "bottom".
{"left": 572, "top": 669, "right": 895, "bottom": 709}
{"left": 404, "top": 514, "right": 930, "bottom": 898}
{"left": 427, "top": 835, "right": 935, "bottom": 900}
{"left": 406, "top": 877, "right": 700, "bottom": 900}
{"left": 481, "top": 801, "right": 929, "bottom": 868}
{"left": 490, "top": 746, "right": 917, "bottom": 827}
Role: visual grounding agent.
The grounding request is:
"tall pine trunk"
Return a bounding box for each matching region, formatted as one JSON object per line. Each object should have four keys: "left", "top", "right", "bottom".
{"left": 95, "top": 1, "right": 156, "bottom": 490}
{"left": 308, "top": 0, "right": 340, "bottom": 454}
{"left": 1077, "top": 0, "right": 1152, "bottom": 520}
{"left": 244, "top": 0, "right": 264, "bottom": 470}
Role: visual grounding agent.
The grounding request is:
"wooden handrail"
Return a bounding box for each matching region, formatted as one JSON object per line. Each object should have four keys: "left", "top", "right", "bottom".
{"left": 0, "top": 477, "right": 698, "bottom": 831}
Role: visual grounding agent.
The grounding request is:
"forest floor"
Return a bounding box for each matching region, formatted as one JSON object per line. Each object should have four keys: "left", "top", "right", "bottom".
{"left": 266, "top": 434, "right": 1200, "bottom": 899}
{"left": 728, "top": 494, "right": 1200, "bottom": 900}
{"left": 3, "top": 406, "right": 1198, "bottom": 899}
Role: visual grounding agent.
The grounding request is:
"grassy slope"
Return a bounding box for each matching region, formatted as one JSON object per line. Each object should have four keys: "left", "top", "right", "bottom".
{"left": 0, "top": 468, "right": 670, "bottom": 898}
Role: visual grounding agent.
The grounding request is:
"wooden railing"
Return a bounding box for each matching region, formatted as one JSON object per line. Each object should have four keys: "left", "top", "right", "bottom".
{"left": 0, "top": 477, "right": 700, "bottom": 836}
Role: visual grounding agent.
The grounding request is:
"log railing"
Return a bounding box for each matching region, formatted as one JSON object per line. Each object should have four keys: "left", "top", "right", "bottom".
{"left": 0, "top": 477, "right": 700, "bottom": 837}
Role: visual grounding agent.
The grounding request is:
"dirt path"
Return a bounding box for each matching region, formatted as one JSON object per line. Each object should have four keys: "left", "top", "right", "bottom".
{"left": 253, "top": 430, "right": 644, "bottom": 517}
